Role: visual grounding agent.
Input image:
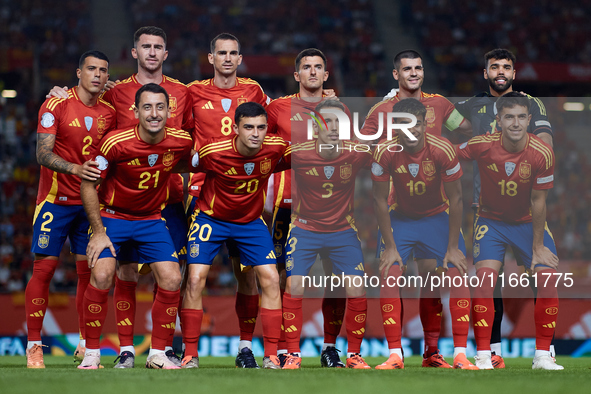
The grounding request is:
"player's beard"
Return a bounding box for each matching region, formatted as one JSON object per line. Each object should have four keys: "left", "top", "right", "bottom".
{"left": 488, "top": 75, "right": 513, "bottom": 94}
{"left": 140, "top": 58, "right": 163, "bottom": 73}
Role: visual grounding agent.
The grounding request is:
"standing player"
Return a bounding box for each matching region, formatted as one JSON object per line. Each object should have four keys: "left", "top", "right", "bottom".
{"left": 265, "top": 48, "right": 347, "bottom": 367}
{"left": 281, "top": 100, "right": 372, "bottom": 369}
{"left": 25, "top": 51, "right": 115, "bottom": 368}
{"left": 362, "top": 50, "right": 471, "bottom": 367}
{"left": 372, "top": 98, "right": 476, "bottom": 370}
{"left": 186, "top": 33, "right": 270, "bottom": 368}
{"left": 455, "top": 49, "right": 554, "bottom": 367}
{"left": 77, "top": 84, "right": 193, "bottom": 370}
{"left": 47, "top": 26, "right": 192, "bottom": 368}
{"left": 181, "top": 102, "right": 290, "bottom": 369}
{"left": 456, "top": 92, "right": 562, "bottom": 370}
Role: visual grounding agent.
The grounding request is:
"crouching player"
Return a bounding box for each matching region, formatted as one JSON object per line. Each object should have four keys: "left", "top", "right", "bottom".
{"left": 181, "top": 102, "right": 290, "bottom": 369}
{"left": 78, "top": 83, "right": 193, "bottom": 369}
{"left": 372, "top": 98, "right": 476, "bottom": 370}
{"left": 457, "top": 92, "right": 562, "bottom": 370}
{"left": 281, "top": 100, "right": 372, "bottom": 369}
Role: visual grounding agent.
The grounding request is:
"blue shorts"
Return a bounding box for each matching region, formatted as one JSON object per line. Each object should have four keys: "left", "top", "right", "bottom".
{"left": 31, "top": 202, "right": 89, "bottom": 256}
{"left": 97, "top": 217, "right": 178, "bottom": 264}
{"left": 472, "top": 217, "right": 556, "bottom": 269}
{"left": 271, "top": 207, "right": 291, "bottom": 266}
{"left": 162, "top": 202, "right": 188, "bottom": 259}
{"left": 381, "top": 210, "right": 467, "bottom": 269}
{"left": 185, "top": 195, "right": 198, "bottom": 220}
{"left": 285, "top": 226, "right": 364, "bottom": 277}
{"left": 187, "top": 211, "right": 275, "bottom": 268}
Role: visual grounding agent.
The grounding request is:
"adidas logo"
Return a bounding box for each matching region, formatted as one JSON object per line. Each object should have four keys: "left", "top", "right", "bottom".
{"left": 284, "top": 325, "right": 298, "bottom": 333}
{"left": 329, "top": 320, "right": 343, "bottom": 325}
{"left": 474, "top": 319, "right": 488, "bottom": 327}
{"left": 306, "top": 168, "right": 319, "bottom": 176}
{"left": 487, "top": 163, "right": 499, "bottom": 172}
{"left": 87, "top": 320, "right": 101, "bottom": 327}
{"left": 395, "top": 165, "right": 407, "bottom": 174}
{"left": 225, "top": 167, "right": 238, "bottom": 175}
{"left": 172, "top": 251, "right": 178, "bottom": 258}
{"left": 128, "top": 104, "right": 136, "bottom": 111}
{"left": 383, "top": 318, "right": 396, "bottom": 325}
{"left": 69, "top": 118, "right": 81, "bottom": 127}
{"left": 202, "top": 101, "right": 214, "bottom": 109}
{"left": 478, "top": 106, "right": 486, "bottom": 114}
{"left": 127, "top": 159, "right": 140, "bottom": 165}
{"left": 179, "top": 246, "right": 187, "bottom": 255}
{"left": 354, "top": 263, "right": 364, "bottom": 271}
{"left": 543, "top": 321, "right": 556, "bottom": 329}
{"left": 117, "top": 318, "right": 132, "bottom": 326}
{"left": 266, "top": 251, "right": 276, "bottom": 259}
{"left": 161, "top": 323, "right": 176, "bottom": 329}
{"left": 290, "top": 113, "right": 303, "bottom": 121}
{"left": 243, "top": 318, "right": 256, "bottom": 324}
{"left": 457, "top": 314, "right": 470, "bottom": 322}
{"left": 30, "top": 310, "right": 44, "bottom": 318}
{"left": 352, "top": 328, "right": 365, "bottom": 335}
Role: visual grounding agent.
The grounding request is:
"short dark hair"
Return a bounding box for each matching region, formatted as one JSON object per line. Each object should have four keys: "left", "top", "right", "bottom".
{"left": 496, "top": 91, "right": 530, "bottom": 114}
{"left": 235, "top": 102, "right": 267, "bottom": 124}
{"left": 79, "top": 50, "right": 109, "bottom": 69}
{"left": 134, "top": 83, "right": 169, "bottom": 109}
{"left": 391, "top": 98, "right": 427, "bottom": 120}
{"left": 210, "top": 33, "right": 240, "bottom": 54}
{"left": 393, "top": 50, "right": 422, "bottom": 70}
{"left": 484, "top": 48, "right": 516, "bottom": 69}
{"left": 134, "top": 26, "right": 167, "bottom": 47}
{"left": 295, "top": 48, "right": 327, "bottom": 71}
{"left": 314, "top": 98, "right": 345, "bottom": 113}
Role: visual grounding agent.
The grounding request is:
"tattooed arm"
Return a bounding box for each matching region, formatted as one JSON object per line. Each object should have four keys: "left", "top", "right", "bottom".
{"left": 36, "top": 133, "right": 101, "bottom": 181}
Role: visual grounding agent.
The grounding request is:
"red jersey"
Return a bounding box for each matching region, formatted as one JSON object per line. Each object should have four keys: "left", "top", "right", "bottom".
{"left": 102, "top": 74, "right": 193, "bottom": 205}
{"left": 94, "top": 126, "right": 193, "bottom": 220}
{"left": 456, "top": 133, "right": 554, "bottom": 223}
{"left": 195, "top": 135, "right": 290, "bottom": 223}
{"left": 291, "top": 141, "right": 371, "bottom": 232}
{"left": 187, "top": 77, "right": 270, "bottom": 198}
{"left": 372, "top": 134, "right": 462, "bottom": 219}
{"left": 36, "top": 87, "right": 116, "bottom": 205}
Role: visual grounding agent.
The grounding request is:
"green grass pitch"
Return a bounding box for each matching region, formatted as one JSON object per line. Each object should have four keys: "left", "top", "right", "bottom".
{"left": 0, "top": 356, "right": 589, "bottom": 394}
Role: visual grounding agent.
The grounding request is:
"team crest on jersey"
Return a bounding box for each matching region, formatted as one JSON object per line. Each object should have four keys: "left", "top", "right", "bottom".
{"left": 163, "top": 151, "right": 174, "bottom": 167}
{"left": 422, "top": 161, "right": 435, "bottom": 177}
{"left": 473, "top": 243, "right": 480, "bottom": 258}
{"left": 148, "top": 154, "right": 159, "bottom": 167}
{"left": 505, "top": 162, "right": 516, "bottom": 176}
{"left": 38, "top": 234, "right": 49, "bottom": 249}
{"left": 190, "top": 243, "right": 199, "bottom": 258}
{"left": 237, "top": 97, "right": 248, "bottom": 105}
{"left": 324, "top": 166, "right": 335, "bottom": 179}
{"left": 84, "top": 116, "right": 93, "bottom": 131}
{"left": 97, "top": 116, "right": 107, "bottom": 138}
{"left": 221, "top": 98, "right": 232, "bottom": 113}
{"left": 519, "top": 163, "right": 531, "bottom": 179}
{"left": 274, "top": 244, "right": 282, "bottom": 257}
{"left": 426, "top": 107, "right": 435, "bottom": 123}
{"left": 408, "top": 163, "right": 419, "bottom": 178}
{"left": 244, "top": 162, "right": 255, "bottom": 175}
{"left": 260, "top": 158, "right": 272, "bottom": 175}
{"left": 169, "top": 96, "right": 177, "bottom": 113}
{"left": 286, "top": 255, "right": 294, "bottom": 271}
{"left": 340, "top": 164, "right": 352, "bottom": 179}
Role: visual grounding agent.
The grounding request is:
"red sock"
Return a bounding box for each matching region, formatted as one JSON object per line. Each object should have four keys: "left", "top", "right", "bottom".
{"left": 447, "top": 267, "right": 471, "bottom": 348}
{"left": 472, "top": 267, "right": 497, "bottom": 351}
{"left": 535, "top": 269, "right": 559, "bottom": 351}
{"left": 25, "top": 259, "right": 58, "bottom": 341}
{"left": 166, "top": 295, "right": 183, "bottom": 349}
{"left": 380, "top": 265, "right": 402, "bottom": 348}
{"left": 260, "top": 308, "right": 281, "bottom": 357}
{"left": 235, "top": 292, "right": 259, "bottom": 341}
{"left": 278, "top": 288, "right": 287, "bottom": 351}
{"left": 322, "top": 296, "right": 346, "bottom": 343}
{"left": 180, "top": 308, "right": 203, "bottom": 357}
{"left": 113, "top": 276, "right": 137, "bottom": 347}
{"left": 151, "top": 288, "right": 180, "bottom": 350}
{"left": 75, "top": 261, "right": 91, "bottom": 341}
{"left": 282, "top": 293, "right": 302, "bottom": 353}
{"left": 420, "top": 274, "right": 442, "bottom": 355}
{"left": 345, "top": 296, "right": 367, "bottom": 354}
{"left": 83, "top": 284, "right": 109, "bottom": 349}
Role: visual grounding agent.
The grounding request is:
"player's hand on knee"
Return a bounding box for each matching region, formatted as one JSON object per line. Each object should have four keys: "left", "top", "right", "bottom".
{"left": 532, "top": 247, "right": 559, "bottom": 271}
{"left": 379, "top": 248, "right": 403, "bottom": 280}
{"left": 46, "top": 86, "right": 69, "bottom": 99}
{"left": 444, "top": 248, "right": 467, "bottom": 275}
{"left": 76, "top": 160, "right": 101, "bottom": 181}
{"left": 87, "top": 233, "right": 116, "bottom": 268}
